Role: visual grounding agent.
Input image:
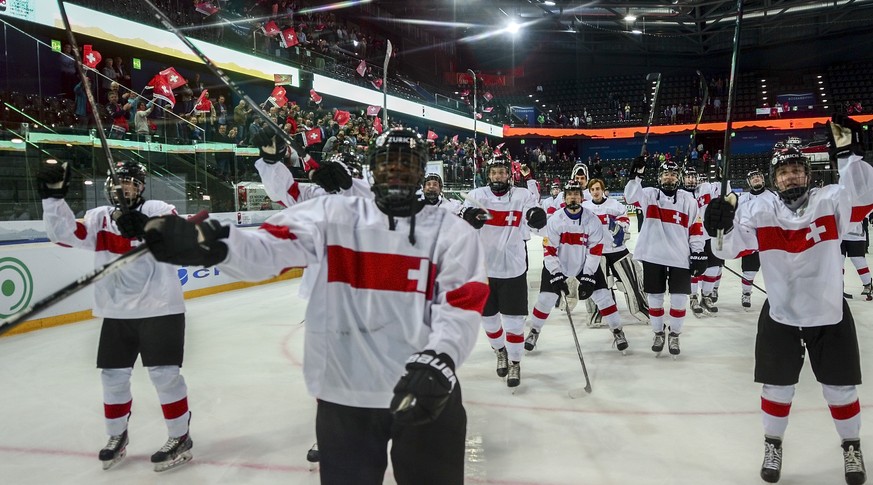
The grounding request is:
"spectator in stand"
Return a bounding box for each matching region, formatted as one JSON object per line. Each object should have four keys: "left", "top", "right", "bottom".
{"left": 714, "top": 97, "right": 722, "bottom": 115}
{"left": 215, "top": 95, "right": 228, "bottom": 126}
{"left": 134, "top": 99, "right": 155, "bottom": 141}
{"left": 101, "top": 57, "right": 119, "bottom": 101}
{"left": 74, "top": 81, "right": 89, "bottom": 128}
{"left": 60, "top": 43, "right": 77, "bottom": 99}
{"left": 114, "top": 57, "right": 131, "bottom": 90}
{"left": 625, "top": 103, "right": 631, "bottom": 121}
{"left": 106, "top": 91, "right": 131, "bottom": 139}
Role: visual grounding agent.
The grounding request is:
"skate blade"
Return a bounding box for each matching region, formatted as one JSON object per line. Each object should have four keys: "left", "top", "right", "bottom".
{"left": 154, "top": 451, "right": 192, "bottom": 472}
{"left": 101, "top": 449, "right": 127, "bottom": 471}
{"left": 620, "top": 349, "right": 628, "bottom": 356}
{"left": 309, "top": 463, "right": 319, "bottom": 472}
{"left": 568, "top": 387, "right": 592, "bottom": 399}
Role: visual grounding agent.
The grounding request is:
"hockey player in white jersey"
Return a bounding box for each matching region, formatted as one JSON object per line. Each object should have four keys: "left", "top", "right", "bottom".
{"left": 423, "top": 173, "right": 463, "bottom": 215}
{"left": 841, "top": 219, "right": 873, "bottom": 300}
{"left": 542, "top": 181, "right": 563, "bottom": 215}
{"left": 144, "top": 128, "right": 489, "bottom": 485}
{"left": 37, "top": 161, "right": 193, "bottom": 472}
{"left": 462, "top": 157, "right": 546, "bottom": 387}
{"left": 527, "top": 182, "right": 628, "bottom": 352}
{"left": 682, "top": 167, "right": 726, "bottom": 315}
{"left": 706, "top": 117, "right": 873, "bottom": 484}
{"left": 625, "top": 159, "right": 705, "bottom": 356}
{"left": 736, "top": 169, "right": 776, "bottom": 309}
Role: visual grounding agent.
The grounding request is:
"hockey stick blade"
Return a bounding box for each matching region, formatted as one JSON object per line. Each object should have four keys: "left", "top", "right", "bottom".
{"left": 0, "top": 210, "right": 208, "bottom": 337}
{"left": 563, "top": 294, "right": 592, "bottom": 394}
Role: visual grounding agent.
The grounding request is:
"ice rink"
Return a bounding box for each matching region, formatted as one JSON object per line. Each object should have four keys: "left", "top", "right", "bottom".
{"left": 2, "top": 220, "right": 873, "bottom": 484}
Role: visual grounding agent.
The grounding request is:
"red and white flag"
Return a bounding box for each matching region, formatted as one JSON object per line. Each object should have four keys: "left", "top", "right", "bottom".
{"left": 146, "top": 74, "right": 176, "bottom": 107}
{"left": 274, "top": 74, "right": 293, "bottom": 86}
{"left": 82, "top": 45, "right": 102, "bottom": 69}
{"left": 426, "top": 130, "right": 438, "bottom": 142}
{"left": 482, "top": 106, "right": 493, "bottom": 113}
{"left": 193, "top": 89, "right": 211, "bottom": 114}
{"left": 268, "top": 86, "right": 288, "bottom": 108}
{"left": 159, "top": 67, "right": 187, "bottom": 89}
{"left": 262, "top": 20, "right": 280, "bottom": 37}
{"left": 195, "top": 2, "right": 219, "bottom": 16}
{"left": 304, "top": 127, "right": 323, "bottom": 146}
{"left": 280, "top": 28, "right": 299, "bottom": 48}
{"left": 309, "top": 89, "right": 322, "bottom": 104}
{"left": 371, "top": 78, "right": 383, "bottom": 90}
{"left": 451, "top": 134, "right": 459, "bottom": 145}
{"left": 372, "top": 116, "right": 383, "bottom": 134}
{"left": 483, "top": 91, "right": 493, "bottom": 102}
{"left": 475, "top": 113, "right": 482, "bottom": 119}
{"left": 460, "top": 89, "right": 470, "bottom": 97}
{"left": 496, "top": 142, "right": 505, "bottom": 150}
{"left": 366, "top": 105, "right": 381, "bottom": 116}
{"left": 333, "top": 109, "right": 351, "bottom": 127}
{"left": 356, "top": 60, "right": 367, "bottom": 77}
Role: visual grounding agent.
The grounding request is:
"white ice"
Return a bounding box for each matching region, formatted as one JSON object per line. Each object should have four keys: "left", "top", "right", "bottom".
{"left": 2, "top": 220, "right": 873, "bottom": 485}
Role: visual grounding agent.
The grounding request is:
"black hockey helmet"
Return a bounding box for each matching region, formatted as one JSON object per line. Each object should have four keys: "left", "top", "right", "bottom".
{"left": 769, "top": 147, "right": 810, "bottom": 205}
{"left": 746, "top": 168, "right": 766, "bottom": 191}
{"left": 105, "top": 160, "right": 146, "bottom": 208}
{"left": 422, "top": 172, "right": 443, "bottom": 204}
{"left": 368, "top": 127, "right": 428, "bottom": 217}
{"left": 683, "top": 167, "right": 699, "bottom": 191}
{"left": 563, "top": 181, "right": 584, "bottom": 210}
{"left": 658, "top": 161, "right": 681, "bottom": 195}
{"left": 486, "top": 155, "right": 511, "bottom": 194}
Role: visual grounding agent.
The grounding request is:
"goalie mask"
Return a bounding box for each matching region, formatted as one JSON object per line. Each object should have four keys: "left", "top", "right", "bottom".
{"left": 368, "top": 128, "right": 427, "bottom": 217}
{"left": 423, "top": 173, "right": 443, "bottom": 204}
{"left": 658, "top": 161, "right": 681, "bottom": 196}
{"left": 746, "top": 168, "right": 766, "bottom": 192}
{"left": 486, "top": 156, "right": 511, "bottom": 194}
{"left": 770, "top": 147, "right": 810, "bottom": 207}
{"left": 104, "top": 161, "right": 146, "bottom": 208}
{"left": 570, "top": 163, "right": 589, "bottom": 185}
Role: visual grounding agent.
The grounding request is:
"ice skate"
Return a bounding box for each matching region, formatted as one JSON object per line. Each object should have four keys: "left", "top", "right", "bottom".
{"left": 507, "top": 361, "right": 521, "bottom": 389}
{"left": 495, "top": 347, "right": 509, "bottom": 378}
{"left": 843, "top": 440, "right": 867, "bottom": 485}
{"left": 760, "top": 437, "right": 783, "bottom": 483}
{"left": 151, "top": 433, "right": 193, "bottom": 472}
{"left": 612, "top": 328, "right": 628, "bottom": 354}
{"left": 524, "top": 328, "right": 540, "bottom": 352}
{"left": 98, "top": 430, "right": 129, "bottom": 470}
{"left": 651, "top": 331, "right": 665, "bottom": 355}
{"left": 689, "top": 295, "right": 704, "bottom": 317}
{"left": 863, "top": 284, "right": 873, "bottom": 302}
{"left": 306, "top": 442, "right": 320, "bottom": 471}
{"left": 710, "top": 287, "right": 719, "bottom": 303}
{"left": 742, "top": 292, "right": 752, "bottom": 310}
{"left": 701, "top": 294, "right": 718, "bottom": 314}
{"left": 667, "top": 332, "right": 680, "bottom": 358}
{"left": 587, "top": 307, "right": 604, "bottom": 328}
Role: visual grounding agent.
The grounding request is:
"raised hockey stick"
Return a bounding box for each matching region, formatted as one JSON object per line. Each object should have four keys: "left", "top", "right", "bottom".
{"left": 722, "top": 264, "right": 766, "bottom": 294}
{"left": 0, "top": 211, "right": 208, "bottom": 337}
{"left": 641, "top": 72, "right": 663, "bottom": 157}
{"left": 690, "top": 70, "right": 710, "bottom": 158}
{"left": 564, "top": 294, "right": 592, "bottom": 397}
{"left": 717, "top": 0, "right": 746, "bottom": 250}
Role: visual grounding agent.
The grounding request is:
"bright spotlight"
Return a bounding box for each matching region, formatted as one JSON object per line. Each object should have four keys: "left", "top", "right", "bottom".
{"left": 625, "top": 15, "right": 637, "bottom": 22}
{"left": 631, "top": 29, "right": 642, "bottom": 34}
{"left": 506, "top": 21, "right": 520, "bottom": 34}
{"left": 544, "top": 1, "right": 556, "bottom": 5}
{"left": 45, "top": 159, "right": 58, "bottom": 164}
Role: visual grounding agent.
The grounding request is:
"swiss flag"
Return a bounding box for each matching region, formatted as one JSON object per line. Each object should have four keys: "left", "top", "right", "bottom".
{"left": 195, "top": 2, "right": 219, "bottom": 16}
{"left": 373, "top": 116, "right": 383, "bottom": 134}
{"left": 82, "top": 45, "right": 102, "bottom": 69}
{"left": 482, "top": 106, "right": 493, "bottom": 113}
{"left": 356, "top": 60, "right": 367, "bottom": 77}
{"left": 268, "top": 86, "right": 288, "bottom": 108}
{"left": 146, "top": 74, "right": 176, "bottom": 107}
{"left": 371, "top": 78, "right": 383, "bottom": 90}
{"left": 309, "top": 89, "right": 322, "bottom": 104}
{"left": 333, "top": 109, "right": 351, "bottom": 127}
{"left": 159, "top": 67, "right": 187, "bottom": 89}
{"left": 451, "top": 134, "right": 459, "bottom": 145}
{"left": 483, "top": 91, "right": 493, "bottom": 101}
{"left": 304, "top": 127, "right": 323, "bottom": 146}
{"left": 193, "top": 89, "right": 211, "bottom": 114}
{"left": 366, "top": 105, "right": 381, "bottom": 116}
{"left": 263, "top": 20, "right": 281, "bottom": 37}
{"left": 280, "top": 28, "right": 299, "bottom": 48}
{"left": 426, "top": 130, "right": 438, "bottom": 142}
{"left": 475, "top": 113, "right": 482, "bottom": 120}
{"left": 274, "top": 74, "right": 293, "bottom": 86}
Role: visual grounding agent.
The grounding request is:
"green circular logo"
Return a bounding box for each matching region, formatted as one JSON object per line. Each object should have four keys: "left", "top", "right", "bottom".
{"left": 0, "top": 257, "right": 33, "bottom": 318}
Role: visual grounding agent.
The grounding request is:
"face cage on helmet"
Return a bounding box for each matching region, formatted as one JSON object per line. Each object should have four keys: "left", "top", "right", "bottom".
{"left": 747, "top": 171, "right": 766, "bottom": 190}
{"left": 659, "top": 169, "right": 681, "bottom": 192}
{"left": 770, "top": 161, "right": 810, "bottom": 204}
{"left": 487, "top": 163, "right": 511, "bottom": 192}
{"left": 104, "top": 176, "right": 145, "bottom": 207}
{"left": 369, "top": 147, "right": 427, "bottom": 215}
{"left": 683, "top": 172, "right": 698, "bottom": 190}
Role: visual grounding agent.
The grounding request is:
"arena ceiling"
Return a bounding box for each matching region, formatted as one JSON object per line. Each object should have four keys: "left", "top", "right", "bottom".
{"left": 372, "top": 0, "right": 873, "bottom": 56}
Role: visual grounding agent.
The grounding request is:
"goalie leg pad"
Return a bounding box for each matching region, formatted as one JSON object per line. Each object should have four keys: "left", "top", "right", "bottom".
{"left": 614, "top": 254, "right": 649, "bottom": 323}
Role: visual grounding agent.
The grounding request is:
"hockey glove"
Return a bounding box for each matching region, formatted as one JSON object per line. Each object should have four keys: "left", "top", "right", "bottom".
{"left": 252, "top": 129, "right": 288, "bottom": 165}
{"left": 526, "top": 206, "right": 547, "bottom": 230}
{"left": 144, "top": 216, "right": 229, "bottom": 267}
{"left": 390, "top": 350, "right": 456, "bottom": 426}
{"left": 549, "top": 272, "right": 570, "bottom": 295}
{"left": 461, "top": 207, "right": 488, "bottom": 229}
{"left": 608, "top": 216, "right": 625, "bottom": 247}
{"left": 310, "top": 160, "right": 353, "bottom": 193}
{"left": 703, "top": 194, "right": 737, "bottom": 237}
{"left": 631, "top": 156, "right": 646, "bottom": 178}
{"left": 112, "top": 209, "right": 150, "bottom": 239}
{"left": 827, "top": 114, "right": 865, "bottom": 160}
{"left": 689, "top": 252, "right": 708, "bottom": 277}
{"left": 577, "top": 274, "right": 597, "bottom": 300}
{"left": 36, "top": 162, "right": 71, "bottom": 199}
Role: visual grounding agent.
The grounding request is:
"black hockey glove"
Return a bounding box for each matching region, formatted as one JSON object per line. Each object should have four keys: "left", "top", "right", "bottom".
{"left": 144, "top": 216, "right": 229, "bottom": 267}
{"left": 703, "top": 195, "right": 737, "bottom": 237}
{"left": 631, "top": 156, "right": 646, "bottom": 178}
{"left": 827, "top": 114, "right": 865, "bottom": 160}
{"left": 36, "top": 162, "right": 71, "bottom": 199}
{"left": 390, "top": 350, "right": 456, "bottom": 426}
{"left": 577, "top": 274, "right": 597, "bottom": 300}
{"left": 112, "top": 209, "right": 150, "bottom": 239}
{"left": 310, "top": 160, "right": 353, "bottom": 193}
{"left": 252, "top": 129, "right": 288, "bottom": 165}
{"left": 549, "top": 272, "right": 569, "bottom": 295}
{"left": 526, "top": 206, "right": 547, "bottom": 230}
{"left": 461, "top": 207, "right": 488, "bottom": 229}
{"left": 689, "top": 252, "right": 708, "bottom": 277}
